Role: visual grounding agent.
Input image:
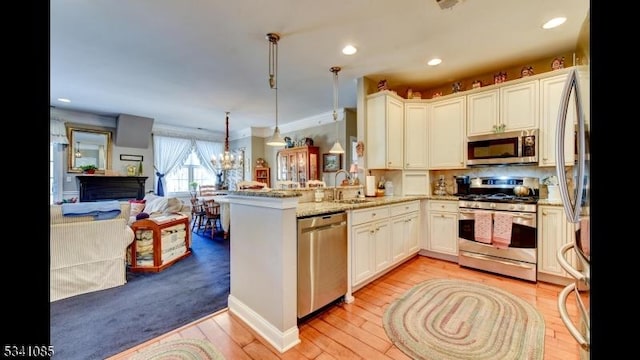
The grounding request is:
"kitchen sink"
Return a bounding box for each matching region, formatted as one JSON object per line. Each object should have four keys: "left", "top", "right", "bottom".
{"left": 333, "top": 198, "right": 373, "bottom": 204}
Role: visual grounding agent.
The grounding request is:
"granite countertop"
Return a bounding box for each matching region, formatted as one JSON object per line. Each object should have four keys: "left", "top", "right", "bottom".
{"left": 536, "top": 198, "right": 564, "bottom": 206}
{"left": 296, "top": 195, "right": 429, "bottom": 217}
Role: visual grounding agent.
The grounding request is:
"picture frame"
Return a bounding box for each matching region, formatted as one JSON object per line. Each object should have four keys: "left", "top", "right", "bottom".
{"left": 322, "top": 153, "right": 341, "bottom": 172}
{"left": 120, "top": 154, "right": 144, "bottom": 162}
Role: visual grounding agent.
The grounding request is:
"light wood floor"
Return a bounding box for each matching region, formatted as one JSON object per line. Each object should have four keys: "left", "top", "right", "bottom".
{"left": 108, "top": 255, "right": 586, "bottom": 360}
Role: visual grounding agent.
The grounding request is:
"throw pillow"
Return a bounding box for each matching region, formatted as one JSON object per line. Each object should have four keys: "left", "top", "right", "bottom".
{"left": 130, "top": 203, "right": 146, "bottom": 216}
{"left": 165, "top": 198, "right": 183, "bottom": 213}
{"left": 144, "top": 196, "right": 169, "bottom": 214}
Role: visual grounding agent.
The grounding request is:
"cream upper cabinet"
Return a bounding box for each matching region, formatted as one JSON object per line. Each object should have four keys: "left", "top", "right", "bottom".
{"left": 404, "top": 101, "right": 429, "bottom": 169}
{"left": 539, "top": 73, "right": 576, "bottom": 167}
{"left": 499, "top": 80, "right": 539, "bottom": 131}
{"left": 428, "top": 97, "right": 466, "bottom": 169}
{"left": 466, "top": 89, "right": 499, "bottom": 136}
{"left": 366, "top": 91, "right": 404, "bottom": 169}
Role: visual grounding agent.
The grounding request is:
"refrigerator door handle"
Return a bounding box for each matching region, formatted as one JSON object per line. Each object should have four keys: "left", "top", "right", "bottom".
{"left": 555, "top": 69, "right": 585, "bottom": 223}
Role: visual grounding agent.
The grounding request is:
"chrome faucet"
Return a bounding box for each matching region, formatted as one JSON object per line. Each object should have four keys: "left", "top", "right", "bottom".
{"left": 334, "top": 169, "right": 350, "bottom": 200}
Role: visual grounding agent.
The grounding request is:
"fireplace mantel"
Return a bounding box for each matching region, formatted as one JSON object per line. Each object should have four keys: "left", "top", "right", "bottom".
{"left": 77, "top": 176, "right": 148, "bottom": 202}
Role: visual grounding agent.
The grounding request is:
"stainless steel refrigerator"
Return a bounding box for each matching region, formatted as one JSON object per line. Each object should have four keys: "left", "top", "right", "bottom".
{"left": 555, "top": 11, "right": 590, "bottom": 360}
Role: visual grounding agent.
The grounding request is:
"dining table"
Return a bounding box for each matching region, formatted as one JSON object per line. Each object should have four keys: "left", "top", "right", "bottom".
{"left": 198, "top": 195, "right": 230, "bottom": 239}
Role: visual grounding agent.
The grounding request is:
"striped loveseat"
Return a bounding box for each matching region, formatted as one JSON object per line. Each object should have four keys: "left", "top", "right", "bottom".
{"left": 50, "top": 203, "right": 135, "bottom": 302}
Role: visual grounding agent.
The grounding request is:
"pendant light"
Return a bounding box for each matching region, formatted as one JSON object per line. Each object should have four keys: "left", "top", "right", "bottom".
{"left": 329, "top": 66, "right": 345, "bottom": 153}
{"left": 266, "top": 32, "right": 287, "bottom": 147}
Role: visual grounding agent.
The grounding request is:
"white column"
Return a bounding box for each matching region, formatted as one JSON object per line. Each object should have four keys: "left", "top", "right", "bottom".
{"left": 226, "top": 194, "right": 300, "bottom": 353}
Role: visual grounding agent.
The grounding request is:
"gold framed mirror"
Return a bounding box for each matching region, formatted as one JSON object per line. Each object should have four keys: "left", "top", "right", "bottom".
{"left": 67, "top": 126, "right": 112, "bottom": 173}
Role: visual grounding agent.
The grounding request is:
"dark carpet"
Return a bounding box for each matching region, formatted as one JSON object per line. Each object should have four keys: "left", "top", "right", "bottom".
{"left": 50, "top": 230, "right": 230, "bottom": 360}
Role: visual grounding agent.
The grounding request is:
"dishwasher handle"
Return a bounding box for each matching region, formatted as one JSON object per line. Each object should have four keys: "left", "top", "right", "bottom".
{"left": 298, "top": 212, "right": 347, "bottom": 230}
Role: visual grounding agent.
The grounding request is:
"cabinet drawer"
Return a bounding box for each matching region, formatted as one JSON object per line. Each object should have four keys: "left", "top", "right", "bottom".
{"left": 428, "top": 200, "right": 458, "bottom": 213}
{"left": 351, "top": 206, "right": 389, "bottom": 226}
{"left": 390, "top": 201, "right": 420, "bottom": 217}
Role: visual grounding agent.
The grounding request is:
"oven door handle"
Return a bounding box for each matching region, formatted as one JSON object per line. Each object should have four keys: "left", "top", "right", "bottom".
{"left": 459, "top": 251, "right": 535, "bottom": 270}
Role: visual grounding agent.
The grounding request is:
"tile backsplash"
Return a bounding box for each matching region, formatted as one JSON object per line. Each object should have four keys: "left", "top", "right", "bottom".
{"left": 430, "top": 165, "right": 572, "bottom": 198}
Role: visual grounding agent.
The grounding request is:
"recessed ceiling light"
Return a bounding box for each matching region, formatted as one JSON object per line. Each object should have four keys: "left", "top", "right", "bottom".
{"left": 57, "top": 98, "right": 71, "bottom": 103}
{"left": 427, "top": 58, "right": 442, "bottom": 66}
{"left": 542, "top": 17, "right": 566, "bottom": 29}
{"left": 342, "top": 45, "right": 357, "bottom": 55}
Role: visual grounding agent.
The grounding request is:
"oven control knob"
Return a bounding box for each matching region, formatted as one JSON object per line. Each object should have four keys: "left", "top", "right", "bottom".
{"left": 489, "top": 203, "right": 496, "bottom": 209}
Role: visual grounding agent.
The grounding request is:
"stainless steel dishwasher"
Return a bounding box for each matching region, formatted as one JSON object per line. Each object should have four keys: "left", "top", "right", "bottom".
{"left": 297, "top": 212, "right": 347, "bottom": 318}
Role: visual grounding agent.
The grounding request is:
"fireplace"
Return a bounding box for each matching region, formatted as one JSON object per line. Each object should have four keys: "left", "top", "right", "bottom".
{"left": 76, "top": 176, "right": 148, "bottom": 202}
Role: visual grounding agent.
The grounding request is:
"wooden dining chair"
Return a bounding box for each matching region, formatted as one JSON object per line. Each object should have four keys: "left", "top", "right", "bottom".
{"left": 189, "top": 196, "right": 207, "bottom": 233}
{"left": 203, "top": 200, "right": 222, "bottom": 237}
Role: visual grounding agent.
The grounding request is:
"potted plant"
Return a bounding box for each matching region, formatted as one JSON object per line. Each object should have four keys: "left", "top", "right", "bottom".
{"left": 79, "top": 164, "right": 98, "bottom": 174}
{"left": 189, "top": 181, "right": 198, "bottom": 194}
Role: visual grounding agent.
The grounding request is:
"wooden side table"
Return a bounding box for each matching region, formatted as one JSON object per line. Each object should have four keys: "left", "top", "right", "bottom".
{"left": 128, "top": 214, "right": 191, "bottom": 272}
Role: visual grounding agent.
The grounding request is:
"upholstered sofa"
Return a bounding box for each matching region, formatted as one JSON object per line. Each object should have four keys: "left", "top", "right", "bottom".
{"left": 128, "top": 193, "right": 191, "bottom": 225}
{"left": 50, "top": 202, "right": 135, "bottom": 302}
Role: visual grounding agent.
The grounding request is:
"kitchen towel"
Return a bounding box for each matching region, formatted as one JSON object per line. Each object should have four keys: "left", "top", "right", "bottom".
{"left": 474, "top": 211, "right": 493, "bottom": 244}
{"left": 492, "top": 212, "right": 513, "bottom": 249}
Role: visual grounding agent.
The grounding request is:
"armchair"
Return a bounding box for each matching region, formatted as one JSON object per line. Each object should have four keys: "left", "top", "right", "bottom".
{"left": 50, "top": 203, "right": 135, "bottom": 301}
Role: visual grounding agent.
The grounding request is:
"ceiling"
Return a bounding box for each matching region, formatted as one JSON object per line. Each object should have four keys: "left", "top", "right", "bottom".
{"left": 50, "top": 0, "right": 590, "bottom": 137}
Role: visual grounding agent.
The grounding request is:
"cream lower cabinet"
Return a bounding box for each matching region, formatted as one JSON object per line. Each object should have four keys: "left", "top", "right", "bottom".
{"left": 351, "top": 202, "right": 420, "bottom": 290}
{"left": 426, "top": 200, "right": 458, "bottom": 258}
{"left": 351, "top": 206, "right": 391, "bottom": 289}
{"left": 538, "top": 205, "right": 576, "bottom": 281}
{"left": 389, "top": 201, "right": 420, "bottom": 263}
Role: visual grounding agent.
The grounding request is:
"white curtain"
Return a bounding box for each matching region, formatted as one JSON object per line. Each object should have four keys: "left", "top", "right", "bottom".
{"left": 194, "top": 140, "right": 224, "bottom": 176}
{"left": 50, "top": 117, "right": 69, "bottom": 144}
{"left": 153, "top": 135, "right": 193, "bottom": 196}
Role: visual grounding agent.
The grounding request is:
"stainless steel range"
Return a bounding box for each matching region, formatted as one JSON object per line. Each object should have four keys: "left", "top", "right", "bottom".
{"left": 457, "top": 176, "right": 539, "bottom": 282}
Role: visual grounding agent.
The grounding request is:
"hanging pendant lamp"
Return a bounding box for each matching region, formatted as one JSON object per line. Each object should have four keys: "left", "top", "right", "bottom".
{"left": 329, "top": 66, "right": 345, "bottom": 154}
{"left": 266, "top": 32, "right": 287, "bottom": 147}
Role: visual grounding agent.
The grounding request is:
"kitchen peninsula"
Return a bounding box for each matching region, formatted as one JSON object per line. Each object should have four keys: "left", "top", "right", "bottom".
{"left": 225, "top": 190, "right": 428, "bottom": 353}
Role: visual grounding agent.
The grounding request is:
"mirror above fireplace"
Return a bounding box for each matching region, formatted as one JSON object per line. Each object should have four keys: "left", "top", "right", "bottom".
{"left": 67, "top": 125, "right": 112, "bottom": 174}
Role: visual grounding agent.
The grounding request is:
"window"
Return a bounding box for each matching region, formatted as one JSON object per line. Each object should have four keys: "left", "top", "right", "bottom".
{"left": 164, "top": 149, "right": 217, "bottom": 194}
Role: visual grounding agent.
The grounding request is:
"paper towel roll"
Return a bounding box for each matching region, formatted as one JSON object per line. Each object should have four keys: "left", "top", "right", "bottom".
{"left": 365, "top": 176, "right": 377, "bottom": 197}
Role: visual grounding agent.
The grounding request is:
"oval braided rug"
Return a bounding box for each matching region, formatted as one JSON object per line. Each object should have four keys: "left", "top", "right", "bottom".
{"left": 129, "top": 338, "right": 226, "bottom": 360}
{"left": 383, "top": 279, "right": 544, "bottom": 360}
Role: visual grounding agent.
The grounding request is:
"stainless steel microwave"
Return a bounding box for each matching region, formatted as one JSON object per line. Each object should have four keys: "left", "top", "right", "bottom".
{"left": 467, "top": 129, "right": 538, "bottom": 166}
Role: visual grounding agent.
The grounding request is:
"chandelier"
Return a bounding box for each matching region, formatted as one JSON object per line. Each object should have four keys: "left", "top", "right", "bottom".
{"left": 210, "top": 111, "right": 243, "bottom": 171}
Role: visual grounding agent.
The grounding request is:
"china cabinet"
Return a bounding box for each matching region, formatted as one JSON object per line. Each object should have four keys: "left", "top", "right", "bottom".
{"left": 254, "top": 167, "right": 271, "bottom": 187}
{"left": 276, "top": 146, "right": 320, "bottom": 188}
